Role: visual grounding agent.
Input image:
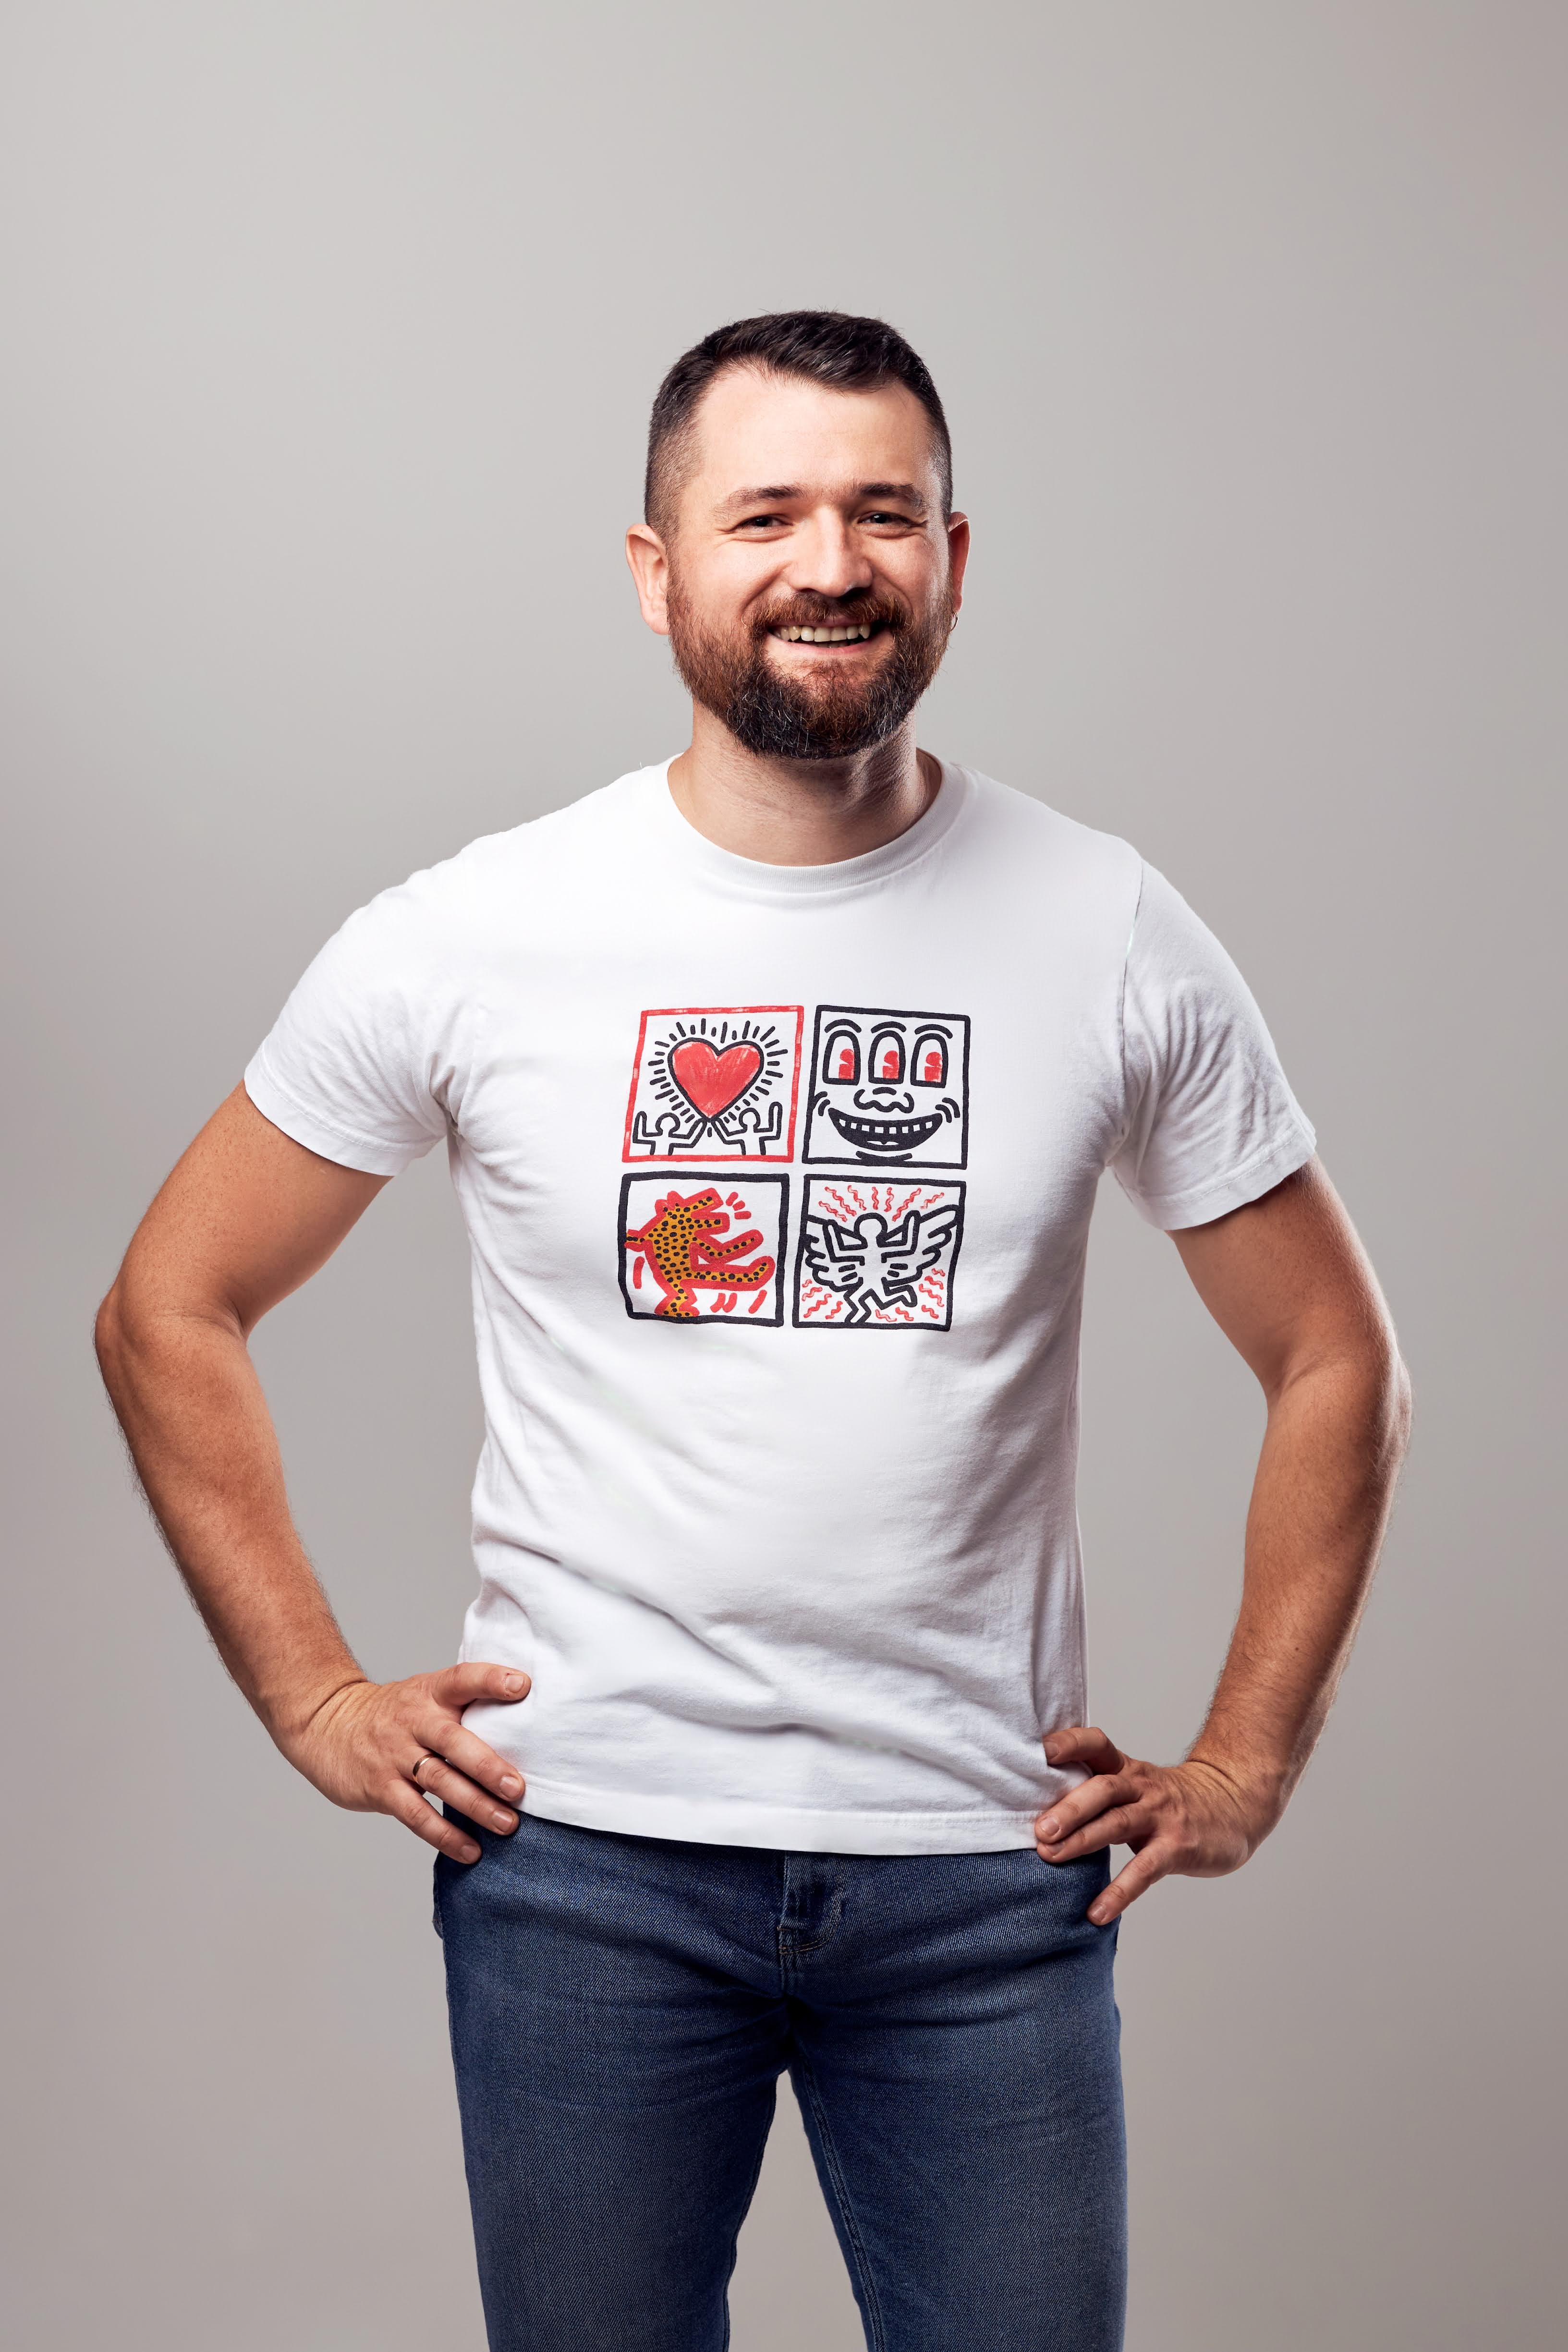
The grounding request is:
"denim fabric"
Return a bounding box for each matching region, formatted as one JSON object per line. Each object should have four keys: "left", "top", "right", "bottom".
{"left": 435, "top": 1810, "right": 1125, "bottom": 2352}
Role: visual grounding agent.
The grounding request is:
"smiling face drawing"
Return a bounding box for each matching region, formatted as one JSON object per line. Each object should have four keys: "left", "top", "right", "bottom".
{"left": 802, "top": 1006, "right": 970, "bottom": 1167}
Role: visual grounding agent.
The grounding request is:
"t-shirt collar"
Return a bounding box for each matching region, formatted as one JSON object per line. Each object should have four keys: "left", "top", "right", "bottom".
{"left": 643, "top": 754, "right": 973, "bottom": 904}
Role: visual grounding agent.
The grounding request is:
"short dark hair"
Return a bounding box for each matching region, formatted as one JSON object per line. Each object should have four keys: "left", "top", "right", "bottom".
{"left": 644, "top": 310, "right": 952, "bottom": 534}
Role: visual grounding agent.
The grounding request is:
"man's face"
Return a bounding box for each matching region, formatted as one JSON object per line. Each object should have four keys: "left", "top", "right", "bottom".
{"left": 636, "top": 369, "right": 968, "bottom": 761}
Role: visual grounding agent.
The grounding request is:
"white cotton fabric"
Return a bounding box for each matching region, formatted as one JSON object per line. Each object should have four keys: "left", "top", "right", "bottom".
{"left": 245, "top": 762, "right": 1314, "bottom": 1854}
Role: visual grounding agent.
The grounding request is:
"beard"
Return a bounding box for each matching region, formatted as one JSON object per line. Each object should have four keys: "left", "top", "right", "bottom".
{"left": 665, "top": 578, "right": 954, "bottom": 762}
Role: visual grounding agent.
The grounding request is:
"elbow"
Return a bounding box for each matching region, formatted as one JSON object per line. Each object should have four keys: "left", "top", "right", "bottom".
{"left": 1276, "top": 1313, "right": 1411, "bottom": 1472}
{"left": 1367, "top": 1312, "right": 1413, "bottom": 1473}
{"left": 95, "top": 1276, "right": 144, "bottom": 1406}
{"left": 95, "top": 1281, "right": 126, "bottom": 1392}
{"left": 1386, "top": 1340, "right": 1414, "bottom": 1465}
{"left": 96, "top": 1260, "right": 244, "bottom": 1405}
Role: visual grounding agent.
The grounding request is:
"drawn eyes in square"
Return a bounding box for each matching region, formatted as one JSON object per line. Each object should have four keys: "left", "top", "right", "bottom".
{"left": 912, "top": 1031, "right": 948, "bottom": 1087}
{"left": 869, "top": 1028, "right": 904, "bottom": 1084}
{"left": 824, "top": 1025, "right": 949, "bottom": 1089}
{"left": 825, "top": 1025, "right": 860, "bottom": 1084}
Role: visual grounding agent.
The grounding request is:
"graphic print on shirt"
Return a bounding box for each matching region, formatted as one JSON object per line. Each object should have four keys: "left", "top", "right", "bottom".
{"left": 794, "top": 1177, "right": 965, "bottom": 1329}
{"left": 620, "top": 1172, "right": 789, "bottom": 1324}
{"left": 801, "top": 1006, "right": 970, "bottom": 1168}
{"left": 622, "top": 1007, "right": 804, "bottom": 1160}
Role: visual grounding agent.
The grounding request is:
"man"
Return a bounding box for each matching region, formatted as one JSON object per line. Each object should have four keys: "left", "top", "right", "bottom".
{"left": 97, "top": 311, "right": 1410, "bottom": 2352}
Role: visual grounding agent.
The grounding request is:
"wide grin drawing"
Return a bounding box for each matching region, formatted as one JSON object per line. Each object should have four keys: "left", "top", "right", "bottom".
{"left": 802, "top": 1007, "right": 971, "bottom": 1168}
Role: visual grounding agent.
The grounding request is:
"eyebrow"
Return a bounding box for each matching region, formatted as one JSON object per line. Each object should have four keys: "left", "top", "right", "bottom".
{"left": 717, "top": 481, "right": 930, "bottom": 519}
{"left": 858, "top": 483, "right": 928, "bottom": 510}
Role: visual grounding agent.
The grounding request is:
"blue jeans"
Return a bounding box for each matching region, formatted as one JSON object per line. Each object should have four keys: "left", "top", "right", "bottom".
{"left": 435, "top": 1811, "right": 1125, "bottom": 2352}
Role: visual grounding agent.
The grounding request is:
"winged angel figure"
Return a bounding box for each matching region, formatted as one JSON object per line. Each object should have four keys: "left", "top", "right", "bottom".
{"left": 800, "top": 1200, "right": 960, "bottom": 1325}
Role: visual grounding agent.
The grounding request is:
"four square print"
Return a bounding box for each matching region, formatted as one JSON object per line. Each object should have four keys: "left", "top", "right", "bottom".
{"left": 618, "top": 1004, "right": 970, "bottom": 1329}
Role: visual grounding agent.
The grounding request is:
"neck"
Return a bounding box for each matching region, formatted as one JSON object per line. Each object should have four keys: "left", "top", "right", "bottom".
{"left": 668, "top": 707, "right": 940, "bottom": 867}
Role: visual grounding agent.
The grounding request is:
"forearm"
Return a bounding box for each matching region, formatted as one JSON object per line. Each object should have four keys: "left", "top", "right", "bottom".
{"left": 96, "top": 1283, "right": 365, "bottom": 1752}
{"left": 94, "top": 1097, "right": 525, "bottom": 1865}
{"left": 1188, "top": 1338, "right": 1411, "bottom": 1816}
{"left": 1037, "top": 1165, "right": 1410, "bottom": 1921}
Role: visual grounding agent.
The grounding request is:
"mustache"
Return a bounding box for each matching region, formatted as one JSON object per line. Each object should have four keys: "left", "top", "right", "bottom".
{"left": 752, "top": 594, "right": 909, "bottom": 638}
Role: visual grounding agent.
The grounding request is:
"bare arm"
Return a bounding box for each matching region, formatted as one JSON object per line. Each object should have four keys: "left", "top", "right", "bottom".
{"left": 96, "top": 1085, "right": 529, "bottom": 1864}
{"left": 1035, "top": 1158, "right": 1411, "bottom": 1924}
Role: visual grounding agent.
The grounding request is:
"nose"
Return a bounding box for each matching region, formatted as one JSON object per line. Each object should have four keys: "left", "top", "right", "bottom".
{"left": 787, "top": 509, "right": 874, "bottom": 601}
{"left": 854, "top": 1086, "right": 913, "bottom": 1113}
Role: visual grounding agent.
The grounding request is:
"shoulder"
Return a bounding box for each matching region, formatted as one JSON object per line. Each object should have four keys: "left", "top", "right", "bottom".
{"left": 336, "top": 766, "right": 660, "bottom": 961}
{"left": 949, "top": 766, "right": 1145, "bottom": 935}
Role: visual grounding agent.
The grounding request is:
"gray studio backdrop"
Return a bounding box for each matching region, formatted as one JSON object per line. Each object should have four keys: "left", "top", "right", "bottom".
{"left": 3, "top": 5, "right": 1562, "bottom": 2348}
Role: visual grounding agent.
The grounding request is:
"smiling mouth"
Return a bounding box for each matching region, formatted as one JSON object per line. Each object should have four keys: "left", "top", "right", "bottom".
{"left": 770, "top": 621, "right": 884, "bottom": 646}
{"left": 827, "top": 1107, "right": 947, "bottom": 1157}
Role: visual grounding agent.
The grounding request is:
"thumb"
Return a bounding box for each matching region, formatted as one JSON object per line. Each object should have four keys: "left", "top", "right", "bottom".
{"left": 431, "top": 1661, "right": 531, "bottom": 1711}
{"left": 1043, "top": 1723, "right": 1124, "bottom": 1775}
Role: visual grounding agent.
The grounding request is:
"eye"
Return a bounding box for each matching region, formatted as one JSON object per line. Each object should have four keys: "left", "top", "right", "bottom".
{"left": 734, "top": 513, "right": 789, "bottom": 532}
{"left": 825, "top": 1029, "right": 860, "bottom": 1083}
{"left": 912, "top": 1032, "right": 948, "bottom": 1087}
{"left": 869, "top": 1031, "right": 905, "bottom": 1084}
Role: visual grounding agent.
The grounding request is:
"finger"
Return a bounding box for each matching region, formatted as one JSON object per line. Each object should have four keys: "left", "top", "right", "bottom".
{"left": 418, "top": 1719, "right": 527, "bottom": 1804}
{"left": 385, "top": 1779, "right": 483, "bottom": 1863}
{"left": 1033, "top": 1771, "right": 1138, "bottom": 1844}
{"left": 412, "top": 1753, "right": 519, "bottom": 1835}
{"left": 1042, "top": 1724, "right": 1125, "bottom": 1776}
{"left": 1087, "top": 1845, "right": 1169, "bottom": 1927}
{"left": 430, "top": 1661, "right": 531, "bottom": 1710}
{"left": 1038, "top": 1804, "right": 1144, "bottom": 1864}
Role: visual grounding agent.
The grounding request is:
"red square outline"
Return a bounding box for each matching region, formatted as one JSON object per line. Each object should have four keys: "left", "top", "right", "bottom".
{"left": 621, "top": 1005, "right": 805, "bottom": 1163}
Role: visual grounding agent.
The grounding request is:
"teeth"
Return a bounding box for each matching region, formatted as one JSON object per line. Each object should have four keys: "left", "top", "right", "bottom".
{"left": 775, "top": 624, "right": 874, "bottom": 643}
{"left": 839, "top": 1113, "right": 939, "bottom": 1141}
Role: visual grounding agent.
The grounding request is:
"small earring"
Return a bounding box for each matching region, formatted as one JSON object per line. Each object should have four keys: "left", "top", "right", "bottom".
{"left": 948, "top": 613, "right": 960, "bottom": 632}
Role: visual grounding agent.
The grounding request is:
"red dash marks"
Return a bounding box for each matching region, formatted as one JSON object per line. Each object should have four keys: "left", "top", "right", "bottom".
{"left": 793, "top": 1176, "right": 964, "bottom": 1331}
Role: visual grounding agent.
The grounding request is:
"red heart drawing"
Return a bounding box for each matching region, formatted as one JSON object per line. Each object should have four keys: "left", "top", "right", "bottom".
{"left": 669, "top": 1038, "right": 764, "bottom": 1120}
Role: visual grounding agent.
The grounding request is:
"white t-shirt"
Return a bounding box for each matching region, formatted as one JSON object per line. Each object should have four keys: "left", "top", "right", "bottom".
{"left": 245, "top": 761, "right": 1314, "bottom": 1855}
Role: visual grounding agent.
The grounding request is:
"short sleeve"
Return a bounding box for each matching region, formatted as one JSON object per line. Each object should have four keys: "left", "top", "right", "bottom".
{"left": 1110, "top": 863, "right": 1315, "bottom": 1229}
{"left": 243, "top": 883, "right": 460, "bottom": 1177}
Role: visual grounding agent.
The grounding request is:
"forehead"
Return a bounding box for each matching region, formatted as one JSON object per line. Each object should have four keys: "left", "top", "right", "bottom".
{"left": 686, "top": 367, "right": 942, "bottom": 506}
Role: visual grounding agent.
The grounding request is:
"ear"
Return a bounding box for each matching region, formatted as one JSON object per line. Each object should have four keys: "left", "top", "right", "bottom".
{"left": 944, "top": 510, "right": 971, "bottom": 618}
{"left": 625, "top": 522, "right": 672, "bottom": 635}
